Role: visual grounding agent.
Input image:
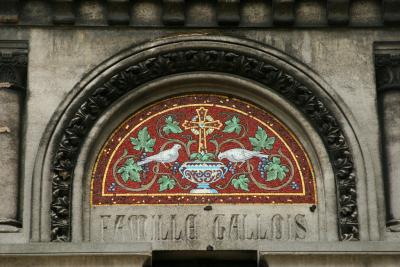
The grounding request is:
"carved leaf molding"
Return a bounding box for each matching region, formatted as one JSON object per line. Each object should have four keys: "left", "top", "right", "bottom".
{"left": 51, "top": 49, "right": 359, "bottom": 242}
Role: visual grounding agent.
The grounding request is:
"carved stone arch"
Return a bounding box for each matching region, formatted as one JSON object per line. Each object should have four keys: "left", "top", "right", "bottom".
{"left": 45, "top": 35, "right": 359, "bottom": 242}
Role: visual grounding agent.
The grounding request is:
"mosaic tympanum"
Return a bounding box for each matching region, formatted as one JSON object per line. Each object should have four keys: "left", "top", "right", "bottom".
{"left": 91, "top": 94, "right": 316, "bottom": 205}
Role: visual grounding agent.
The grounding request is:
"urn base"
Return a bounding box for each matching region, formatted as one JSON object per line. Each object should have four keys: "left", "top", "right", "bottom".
{"left": 190, "top": 182, "right": 218, "bottom": 194}
{"left": 190, "top": 188, "right": 218, "bottom": 194}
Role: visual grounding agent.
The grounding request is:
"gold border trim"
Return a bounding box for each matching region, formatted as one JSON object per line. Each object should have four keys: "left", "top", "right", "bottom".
{"left": 90, "top": 94, "right": 316, "bottom": 206}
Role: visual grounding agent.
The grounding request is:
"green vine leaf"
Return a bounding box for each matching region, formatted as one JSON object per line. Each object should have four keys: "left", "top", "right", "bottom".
{"left": 190, "top": 152, "right": 215, "bottom": 162}
{"left": 117, "top": 158, "right": 142, "bottom": 183}
{"left": 223, "top": 116, "right": 242, "bottom": 134}
{"left": 266, "top": 157, "right": 289, "bottom": 181}
{"left": 232, "top": 175, "right": 249, "bottom": 191}
{"left": 163, "top": 116, "right": 183, "bottom": 134}
{"left": 249, "top": 126, "right": 275, "bottom": 151}
{"left": 157, "top": 175, "right": 176, "bottom": 192}
{"left": 130, "top": 127, "right": 156, "bottom": 152}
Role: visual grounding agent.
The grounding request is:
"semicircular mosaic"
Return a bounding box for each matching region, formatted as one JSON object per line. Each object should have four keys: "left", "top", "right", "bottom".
{"left": 91, "top": 94, "right": 316, "bottom": 205}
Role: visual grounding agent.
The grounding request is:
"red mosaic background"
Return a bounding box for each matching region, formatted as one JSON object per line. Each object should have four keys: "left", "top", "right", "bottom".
{"left": 91, "top": 95, "right": 316, "bottom": 205}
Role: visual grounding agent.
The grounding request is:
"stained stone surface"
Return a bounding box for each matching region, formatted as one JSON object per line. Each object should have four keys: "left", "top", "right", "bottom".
{"left": 0, "top": 255, "right": 149, "bottom": 267}
{"left": 0, "top": 2, "right": 399, "bottom": 263}
{"left": 0, "top": 29, "right": 388, "bottom": 240}
{"left": 263, "top": 255, "right": 400, "bottom": 267}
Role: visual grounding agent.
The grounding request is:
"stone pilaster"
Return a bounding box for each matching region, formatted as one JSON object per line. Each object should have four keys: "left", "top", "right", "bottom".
{"left": 375, "top": 51, "right": 400, "bottom": 232}
{"left": 0, "top": 41, "right": 27, "bottom": 233}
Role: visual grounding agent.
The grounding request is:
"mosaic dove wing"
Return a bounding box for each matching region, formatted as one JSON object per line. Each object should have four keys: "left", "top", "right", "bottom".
{"left": 218, "top": 148, "right": 268, "bottom": 163}
{"left": 137, "top": 144, "right": 182, "bottom": 165}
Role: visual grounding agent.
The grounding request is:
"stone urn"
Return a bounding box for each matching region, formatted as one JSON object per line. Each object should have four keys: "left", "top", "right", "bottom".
{"left": 179, "top": 161, "right": 228, "bottom": 194}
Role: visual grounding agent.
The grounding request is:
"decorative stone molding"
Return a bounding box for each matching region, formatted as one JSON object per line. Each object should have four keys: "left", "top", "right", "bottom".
{"left": 0, "top": 0, "right": 398, "bottom": 27}
{"left": 0, "top": 41, "right": 27, "bottom": 233}
{"left": 375, "top": 51, "right": 400, "bottom": 232}
{"left": 49, "top": 37, "right": 359, "bottom": 242}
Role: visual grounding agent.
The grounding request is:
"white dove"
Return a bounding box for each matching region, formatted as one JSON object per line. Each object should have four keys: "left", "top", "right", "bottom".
{"left": 218, "top": 148, "right": 268, "bottom": 163}
{"left": 137, "top": 144, "right": 182, "bottom": 166}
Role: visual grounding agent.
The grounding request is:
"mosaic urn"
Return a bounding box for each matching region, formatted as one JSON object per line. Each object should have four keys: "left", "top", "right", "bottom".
{"left": 179, "top": 161, "right": 228, "bottom": 193}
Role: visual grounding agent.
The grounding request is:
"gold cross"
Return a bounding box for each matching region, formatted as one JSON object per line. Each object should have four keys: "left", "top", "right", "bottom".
{"left": 182, "top": 107, "right": 223, "bottom": 153}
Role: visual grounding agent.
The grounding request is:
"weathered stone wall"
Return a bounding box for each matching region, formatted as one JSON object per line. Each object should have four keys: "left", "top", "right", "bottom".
{"left": 1, "top": 255, "right": 148, "bottom": 267}
{"left": 264, "top": 255, "right": 400, "bottom": 267}
{"left": 0, "top": 1, "right": 400, "bottom": 265}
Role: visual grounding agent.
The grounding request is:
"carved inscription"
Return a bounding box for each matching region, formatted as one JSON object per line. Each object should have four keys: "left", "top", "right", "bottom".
{"left": 98, "top": 213, "right": 309, "bottom": 242}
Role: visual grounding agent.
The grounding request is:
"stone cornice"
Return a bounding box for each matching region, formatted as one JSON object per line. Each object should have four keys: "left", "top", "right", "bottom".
{"left": 0, "top": 0, "right": 399, "bottom": 28}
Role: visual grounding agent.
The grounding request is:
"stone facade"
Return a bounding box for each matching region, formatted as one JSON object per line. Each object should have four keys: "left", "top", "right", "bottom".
{"left": 0, "top": 1, "right": 400, "bottom": 266}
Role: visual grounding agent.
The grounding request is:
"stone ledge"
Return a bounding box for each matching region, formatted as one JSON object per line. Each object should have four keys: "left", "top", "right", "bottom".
{"left": 2, "top": 242, "right": 400, "bottom": 256}
{"left": 0, "top": 242, "right": 152, "bottom": 256}
{"left": 259, "top": 241, "right": 400, "bottom": 255}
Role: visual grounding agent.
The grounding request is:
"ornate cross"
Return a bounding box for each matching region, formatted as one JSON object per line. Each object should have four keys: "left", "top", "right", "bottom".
{"left": 182, "top": 107, "right": 223, "bottom": 153}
